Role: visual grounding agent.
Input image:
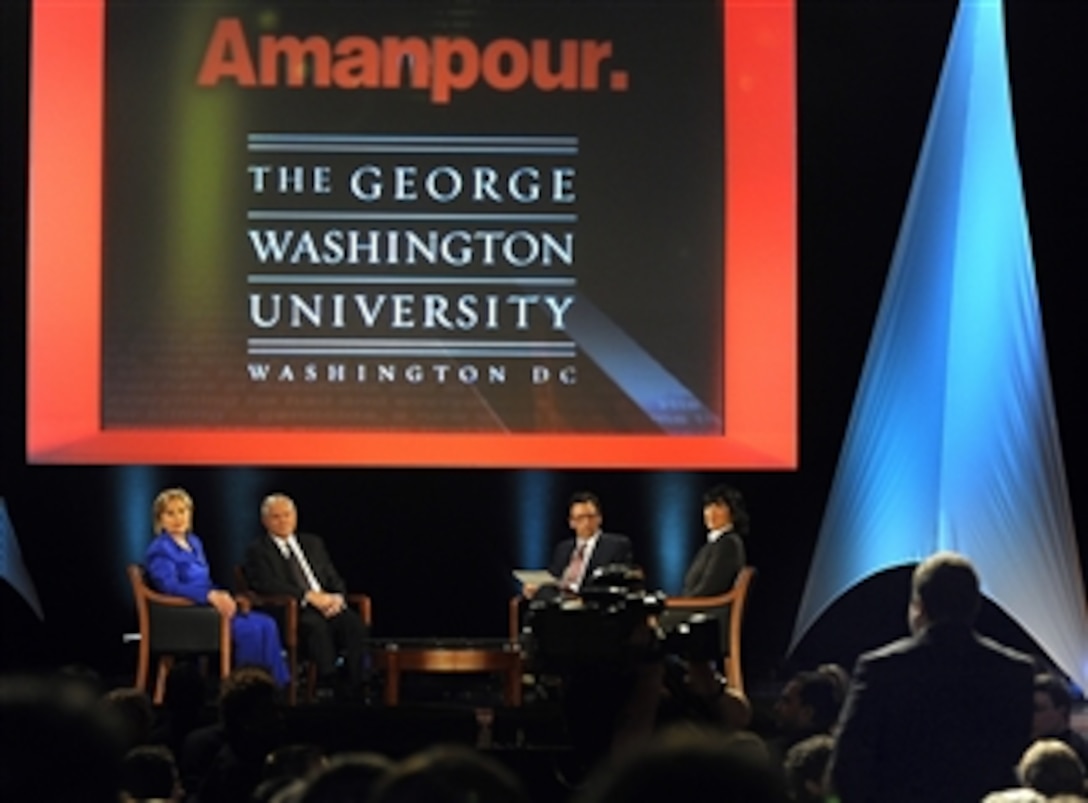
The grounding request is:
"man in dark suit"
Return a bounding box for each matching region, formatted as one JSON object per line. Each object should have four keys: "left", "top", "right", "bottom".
{"left": 524, "top": 491, "right": 633, "bottom": 599}
{"left": 828, "top": 551, "right": 1034, "bottom": 803}
{"left": 550, "top": 491, "right": 634, "bottom": 593}
{"left": 242, "top": 494, "right": 369, "bottom": 696}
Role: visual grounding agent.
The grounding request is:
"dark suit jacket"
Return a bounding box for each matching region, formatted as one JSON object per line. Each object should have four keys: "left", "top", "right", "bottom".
{"left": 242, "top": 533, "right": 347, "bottom": 600}
{"left": 659, "top": 530, "right": 745, "bottom": 648}
{"left": 681, "top": 530, "right": 745, "bottom": 597}
{"left": 829, "top": 623, "right": 1034, "bottom": 803}
{"left": 547, "top": 532, "right": 634, "bottom": 587}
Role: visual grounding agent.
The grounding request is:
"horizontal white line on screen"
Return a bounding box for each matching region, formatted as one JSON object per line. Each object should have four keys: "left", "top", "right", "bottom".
{"left": 248, "top": 144, "right": 577, "bottom": 155}
{"left": 249, "top": 338, "right": 574, "bottom": 349}
{"left": 246, "top": 275, "right": 575, "bottom": 287}
{"left": 247, "top": 211, "right": 578, "bottom": 223}
{"left": 248, "top": 133, "right": 578, "bottom": 144}
{"left": 247, "top": 348, "right": 575, "bottom": 358}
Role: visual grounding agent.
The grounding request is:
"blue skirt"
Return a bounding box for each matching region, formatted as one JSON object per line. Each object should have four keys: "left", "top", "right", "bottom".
{"left": 230, "top": 610, "right": 290, "bottom": 687}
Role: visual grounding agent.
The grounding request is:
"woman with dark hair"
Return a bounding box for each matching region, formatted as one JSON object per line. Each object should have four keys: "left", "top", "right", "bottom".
{"left": 679, "top": 484, "right": 748, "bottom": 597}
{"left": 144, "top": 488, "right": 289, "bottom": 686}
{"left": 657, "top": 484, "right": 749, "bottom": 650}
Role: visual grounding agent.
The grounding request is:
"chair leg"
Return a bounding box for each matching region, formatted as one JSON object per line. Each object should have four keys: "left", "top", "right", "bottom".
{"left": 725, "top": 654, "right": 743, "bottom": 695}
{"left": 219, "top": 647, "right": 231, "bottom": 682}
{"left": 286, "top": 645, "right": 298, "bottom": 706}
{"left": 154, "top": 656, "right": 174, "bottom": 704}
{"left": 134, "top": 638, "right": 150, "bottom": 693}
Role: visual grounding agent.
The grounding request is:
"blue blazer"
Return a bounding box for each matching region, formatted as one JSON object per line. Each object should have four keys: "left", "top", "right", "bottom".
{"left": 144, "top": 533, "right": 218, "bottom": 603}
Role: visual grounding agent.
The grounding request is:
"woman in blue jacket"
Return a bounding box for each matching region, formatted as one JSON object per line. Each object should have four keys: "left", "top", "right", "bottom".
{"left": 144, "top": 487, "right": 289, "bottom": 686}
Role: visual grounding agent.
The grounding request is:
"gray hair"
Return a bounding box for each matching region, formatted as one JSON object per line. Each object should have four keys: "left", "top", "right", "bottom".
{"left": 260, "top": 493, "right": 296, "bottom": 518}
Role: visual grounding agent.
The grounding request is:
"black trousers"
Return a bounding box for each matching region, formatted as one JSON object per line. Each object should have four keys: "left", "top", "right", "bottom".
{"left": 299, "top": 606, "right": 370, "bottom": 685}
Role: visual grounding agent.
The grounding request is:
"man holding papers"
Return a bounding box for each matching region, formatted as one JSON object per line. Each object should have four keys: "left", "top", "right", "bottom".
{"left": 522, "top": 491, "right": 634, "bottom": 598}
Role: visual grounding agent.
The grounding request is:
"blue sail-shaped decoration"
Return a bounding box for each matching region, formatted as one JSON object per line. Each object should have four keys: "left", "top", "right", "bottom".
{"left": 791, "top": 0, "right": 1088, "bottom": 687}
{"left": 0, "top": 499, "right": 44, "bottom": 621}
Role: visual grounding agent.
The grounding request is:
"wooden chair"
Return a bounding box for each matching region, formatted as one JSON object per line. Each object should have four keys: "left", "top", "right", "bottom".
{"left": 234, "top": 566, "right": 372, "bottom": 705}
{"left": 664, "top": 566, "right": 756, "bottom": 694}
{"left": 127, "top": 564, "right": 231, "bottom": 704}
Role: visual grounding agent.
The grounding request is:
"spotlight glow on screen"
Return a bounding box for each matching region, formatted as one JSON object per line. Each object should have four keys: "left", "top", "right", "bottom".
{"left": 27, "top": 0, "right": 796, "bottom": 468}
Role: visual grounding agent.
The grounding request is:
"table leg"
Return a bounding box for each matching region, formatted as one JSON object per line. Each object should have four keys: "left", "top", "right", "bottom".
{"left": 384, "top": 652, "right": 400, "bottom": 706}
{"left": 505, "top": 654, "right": 522, "bottom": 707}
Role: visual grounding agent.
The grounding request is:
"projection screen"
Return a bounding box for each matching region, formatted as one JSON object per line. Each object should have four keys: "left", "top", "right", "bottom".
{"left": 27, "top": 0, "right": 795, "bottom": 467}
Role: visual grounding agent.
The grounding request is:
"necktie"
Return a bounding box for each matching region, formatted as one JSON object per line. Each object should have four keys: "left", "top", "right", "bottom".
{"left": 285, "top": 547, "right": 310, "bottom": 591}
{"left": 562, "top": 543, "right": 586, "bottom": 590}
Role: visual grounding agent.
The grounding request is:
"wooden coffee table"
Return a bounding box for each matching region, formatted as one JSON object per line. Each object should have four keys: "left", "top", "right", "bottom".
{"left": 377, "top": 639, "right": 523, "bottom": 707}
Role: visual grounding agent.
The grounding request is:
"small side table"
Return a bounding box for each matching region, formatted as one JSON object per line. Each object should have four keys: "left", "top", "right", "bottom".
{"left": 377, "top": 639, "right": 523, "bottom": 707}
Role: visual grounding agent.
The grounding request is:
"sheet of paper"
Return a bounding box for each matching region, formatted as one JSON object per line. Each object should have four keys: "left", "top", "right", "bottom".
{"left": 513, "top": 569, "right": 559, "bottom": 586}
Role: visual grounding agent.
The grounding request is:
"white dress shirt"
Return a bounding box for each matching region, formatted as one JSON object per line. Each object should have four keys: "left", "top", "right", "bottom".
{"left": 706, "top": 526, "right": 734, "bottom": 544}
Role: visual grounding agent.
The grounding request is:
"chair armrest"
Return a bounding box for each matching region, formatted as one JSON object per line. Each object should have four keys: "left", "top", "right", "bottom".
{"left": 143, "top": 588, "right": 237, "bottom": 624}
{"left": 245, "top": 592, "right": 300, "bottom": 646}
{"left": 664, "top": 588, "right": 738, "bottom": 609}
{"left": 346, "top": 593, "right": 372, "bottom": 626}
{"left": 143, "top": 588, "right": 205, "bottom": 608}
